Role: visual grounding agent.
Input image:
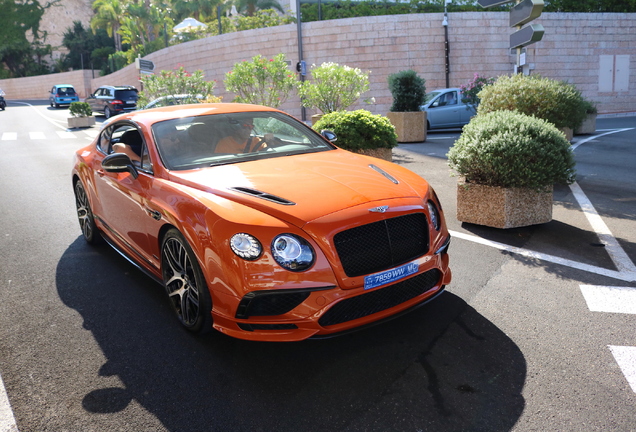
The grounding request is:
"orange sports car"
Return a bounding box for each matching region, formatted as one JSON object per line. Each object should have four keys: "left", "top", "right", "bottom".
{"left": 72, "top": 103, "right": 451, "bottom": 341}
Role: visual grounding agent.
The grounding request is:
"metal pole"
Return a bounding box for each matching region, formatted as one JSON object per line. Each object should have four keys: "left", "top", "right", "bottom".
{"left": 296, "top": 0, "right": 306, "bottom": 121}
{"left": 443, "top": 3, "right": 450, "bottom": 88}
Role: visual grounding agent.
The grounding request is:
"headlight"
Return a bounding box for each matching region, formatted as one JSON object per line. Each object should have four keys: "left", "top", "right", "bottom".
{"left": 271, "top": 234, "right": 315, "bottom": 272}
{"left": 230, "top": 233, "right": 262, "bottom": 260}
{"left": 427, "top": 200, "right": 440, "bottom": 231}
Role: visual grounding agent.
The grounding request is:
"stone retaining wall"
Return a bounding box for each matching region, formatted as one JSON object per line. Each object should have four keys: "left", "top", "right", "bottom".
{"left": 1, "top": 12, "right": 634, "bottom": 118}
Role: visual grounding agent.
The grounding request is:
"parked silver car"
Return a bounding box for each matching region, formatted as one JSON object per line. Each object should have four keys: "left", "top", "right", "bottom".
{"left": 420, "top": 88, "right": 473, "bottom": 130}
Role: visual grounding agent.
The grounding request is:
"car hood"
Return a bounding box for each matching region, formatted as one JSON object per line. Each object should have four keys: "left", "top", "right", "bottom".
{"left": 167, "top": 149, "right": 426, "bottom": 227}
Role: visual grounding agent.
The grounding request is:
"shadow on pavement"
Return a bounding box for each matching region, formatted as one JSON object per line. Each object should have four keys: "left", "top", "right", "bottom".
{"left": 56, "top": 237, "right": 526, "bottom": 431}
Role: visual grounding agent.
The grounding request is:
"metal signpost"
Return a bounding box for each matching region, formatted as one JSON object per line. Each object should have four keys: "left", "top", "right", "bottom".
{"left": 478, "top": 0, "right": 544, "bottom": 74}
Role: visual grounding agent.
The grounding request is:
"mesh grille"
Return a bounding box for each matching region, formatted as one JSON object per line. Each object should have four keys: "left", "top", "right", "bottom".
{"left": 236, "top": 291, "right": 310, "bottom": 318}
{"left": 318, "top": 269, "right": 441, "bottom": 327}
{"left": 334, "top": 213, "right": 429, "bottom": 277}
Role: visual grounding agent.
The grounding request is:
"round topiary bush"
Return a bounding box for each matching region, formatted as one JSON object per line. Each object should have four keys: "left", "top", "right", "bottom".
{"left": 477, "top": 74, "right": 587, "bottom": 130}
{"left": 313, "top": 109, "right": 397, "bottom": 151}
{"left": 69, "top": 101, "right": 93, "bottom": 118}
{"left": 447, "top": 110, "right": 576, "bottom": 191}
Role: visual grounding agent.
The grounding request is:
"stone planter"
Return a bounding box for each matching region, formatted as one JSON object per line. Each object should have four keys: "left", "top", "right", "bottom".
{"left": 386, "top": 111, "right": 426, "bottom": 143}
{"left": 559, "top": 127, "right": 574, "bottom": 142}
{"left": 350, "top": 147, "right": 392, "bottom": 162}
{"left": 68, "top": 116, "right": 96, "bottom": 129}
{"left": 575, "top": 113, "right": 597, "bottom": 135}
{"left": 456, "top": 180, "right": 553, "bottom": 229}
{"left": 311, "top": 114, "right": 323, "bottom": 125}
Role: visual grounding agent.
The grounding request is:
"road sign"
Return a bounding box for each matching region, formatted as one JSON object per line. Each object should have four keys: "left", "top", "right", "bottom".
{"left": 510, "top": 23, "right": 545, "bottom": 49}
{"left": 135, "top": 58, "right": 155, "bottom": 72}
{"left": 510, "top": 0, "right": 544, "bottom": 27}
{"left": 478, "top": 0, "right": 514, "bottom": 7}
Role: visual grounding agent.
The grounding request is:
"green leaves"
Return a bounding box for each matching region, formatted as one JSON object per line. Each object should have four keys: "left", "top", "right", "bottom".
{"left": 138, "top": 66, "right": 217, "bottom": 106}
{"left": 387, "top": 70, "right": 426, "bottom": 112}
{"left": 313, "top": 110, "right": 397, "bottom": 151}
{"left": 69, "top": 102, "right": 93, "bottom": 118}
{"left": 447, "top": 110, "right": 576, "bottom": 191}
{"left": 298, "top": 62, "right": 370, "bottom": 114}
{"left": 224, "top": 53, "right": 297, "bottom": 108}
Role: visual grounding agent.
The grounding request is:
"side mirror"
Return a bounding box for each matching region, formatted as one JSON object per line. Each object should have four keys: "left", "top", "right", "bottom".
{"left": 102, "top": 153, "right": 138, "bottom": 179}
{"left": 321, "top": 129, "right": 337, "bottom": 142}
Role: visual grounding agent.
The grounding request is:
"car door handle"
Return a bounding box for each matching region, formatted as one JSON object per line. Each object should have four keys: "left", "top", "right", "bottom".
{"left": 146, "top": 208, "right": 161, "bottom": 221}
{"left": 96, "top": 169, "right": 105, "bottom": 177}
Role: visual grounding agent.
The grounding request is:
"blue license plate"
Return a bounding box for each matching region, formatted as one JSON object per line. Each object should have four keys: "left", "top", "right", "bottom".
{"left": 364, "top": 262, "right": 419, "bottom": 290}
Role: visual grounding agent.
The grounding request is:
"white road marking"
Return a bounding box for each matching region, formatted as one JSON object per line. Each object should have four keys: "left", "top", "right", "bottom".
{"left": 56, "top": 131, "right": 76, "bottom": 139}
{"left": 0, "top": 372, "right": 18, "bottom": 432}
{"left": 608, "top": 346, "right": 636, "bottom": 393}
{"left": 449, "top": 230, "right": 636, "bottom": 282}
{"left": 0, "top": 133, "right": 16, "bottom": 141}
{"left": 28, "top": 132, "right": 46, "bottom": 140}
{"left": 579, "top": 285, "right": 636, "bottom": 314}
{"left": 84, "top": 130, "right": 99, "bottom": 138}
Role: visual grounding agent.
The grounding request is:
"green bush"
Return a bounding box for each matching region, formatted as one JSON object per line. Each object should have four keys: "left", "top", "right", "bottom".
{"left": 69, "top": 102, "right": 93, "bottom": 118}
{"left": 477, "top": 74, "right": 587, "bottom": 129}
{"left": 139, "top": 66, "right": 217, "bottom": 107}
{"left": 313, "top": 110, "right": 397, "bottom": 151}
{"left": 447, "top": 110, "right": 576, "bottom": 191}
{"left": 298, "top": 62, "right": 370, "bottom": 114}
{"left": 387, "top": 69, "right": 426, "bottom": 112}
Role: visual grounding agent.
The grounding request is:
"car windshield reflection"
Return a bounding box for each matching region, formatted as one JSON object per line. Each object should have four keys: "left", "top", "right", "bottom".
{"left": 152, "top": 111, "right": 334, "bottom": 170}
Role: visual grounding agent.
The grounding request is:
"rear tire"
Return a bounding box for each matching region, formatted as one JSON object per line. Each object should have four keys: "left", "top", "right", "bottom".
{"left": 104, "top": 106, "right": 111, "bottom": 119}
{"left": 161, "top": 229, "right": 213, "bottom": 334}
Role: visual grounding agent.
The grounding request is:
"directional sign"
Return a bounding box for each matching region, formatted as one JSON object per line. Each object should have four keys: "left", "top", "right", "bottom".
{"left": 510, "top": 23, "right": 545, "bottom": 49}
{"left": 510, "top": 0, "right": 544, "bottom": 27}
{"left": 135, "top": 58, "right": 155, "bottom": 72}
{"left": 478, "top": 0, "right": 514, "bottom": 7}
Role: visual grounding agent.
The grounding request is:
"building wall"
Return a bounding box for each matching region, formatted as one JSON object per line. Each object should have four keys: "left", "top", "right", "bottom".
{"left": 2, "top": 12, "right": 634, "bottom": 117}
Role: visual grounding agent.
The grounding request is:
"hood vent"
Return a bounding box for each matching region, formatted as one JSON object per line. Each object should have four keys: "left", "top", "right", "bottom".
{"left": 229, "top": 187, "right": 296, "bottom": 206}
{"left": 369, "top": 164, "right": 399, "bottom": 184}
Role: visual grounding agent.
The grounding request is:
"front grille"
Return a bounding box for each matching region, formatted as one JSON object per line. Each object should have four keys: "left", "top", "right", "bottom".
{"left": 334, "top": 213, "right": 429, "bottom": 277}
{"left": 318, "top": 268, "right": 441, "bottom": 327}
{"left": 238, "top": 323, "right": 298, "bottom": 331}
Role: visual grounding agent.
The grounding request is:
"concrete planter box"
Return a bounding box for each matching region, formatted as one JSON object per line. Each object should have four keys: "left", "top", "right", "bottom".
{"left": 68, "top": 116, "right": 96, "bottom": 129}
{"left": 386, "top": 111, "right": 426, "bottom": 143}
{"left": 457, "top": 180, "right": 553, "bottom": 229}
{"left": 575, "top": 113, "right": 597, "bottom": 135}
{"left": 559, "top": 127, "right": 574, "bottom": 142}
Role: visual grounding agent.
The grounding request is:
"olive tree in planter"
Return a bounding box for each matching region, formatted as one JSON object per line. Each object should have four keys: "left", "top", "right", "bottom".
{"left": 447, "top": 110, "right": 576, "bottom": 229}
{"left": 386, "top": 69, "right": 426, "bottom": 143}
{"left": 477, "top": 74, "right": 587, "bottom": 142}
{"left": 68, "top": 102, "right": 95, "bottom": 129}
{"left": 298, "top": 62, "right": 370, "bottom": 124}
{"left": 313, "top": 110, "right": 397, "bottom": 161}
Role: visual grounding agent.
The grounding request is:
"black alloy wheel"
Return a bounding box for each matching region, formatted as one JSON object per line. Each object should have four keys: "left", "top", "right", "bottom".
{"left": 74, "top": 180, "right": 102, "bottom": 245}
{"left": 161, "top": 229, "right": 213, "bottom": 333}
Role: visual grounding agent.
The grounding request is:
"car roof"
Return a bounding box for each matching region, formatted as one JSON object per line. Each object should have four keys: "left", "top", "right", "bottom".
{"left": 54, "top": 84, "right": 75, "bottom": 88}
{"left": 429, "top": 87, "right": 462, "bottom": 93}
{"left": 107, "top": 103, "right": 282, "bottom": 127}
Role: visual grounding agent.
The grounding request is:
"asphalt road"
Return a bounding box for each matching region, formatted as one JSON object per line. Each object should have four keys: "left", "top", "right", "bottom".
{"left": 0, "top": 101, "right": 635, "bottom": 431}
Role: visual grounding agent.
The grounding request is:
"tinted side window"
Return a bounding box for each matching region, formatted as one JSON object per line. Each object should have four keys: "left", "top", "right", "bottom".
{"left": 115, "top": 90, "right": 138, "bottom": 100}
{"left": 97, "top": 127, "right": 113, "bottom": 154}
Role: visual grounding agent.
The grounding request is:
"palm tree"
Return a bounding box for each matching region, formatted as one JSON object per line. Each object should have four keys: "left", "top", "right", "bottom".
{"left": 91, "top": 0, "right": 125, "bottom": 51}
{"left": 233, "top": 0, "right": 284, "bottom": 17}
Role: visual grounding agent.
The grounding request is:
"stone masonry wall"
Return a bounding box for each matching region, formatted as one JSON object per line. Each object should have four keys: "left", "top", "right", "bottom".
{"left": 2, "top": 12, "right": 634, "bottom": 118}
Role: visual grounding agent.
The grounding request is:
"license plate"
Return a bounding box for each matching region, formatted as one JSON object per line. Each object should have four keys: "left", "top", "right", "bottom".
{"left": 364, "top": 262, "right": 419, "bottom": 290}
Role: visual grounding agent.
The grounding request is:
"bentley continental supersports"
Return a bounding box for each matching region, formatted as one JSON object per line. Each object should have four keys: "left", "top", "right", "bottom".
{"left": 72, "top": 103, "right": 452, "bottom": 341}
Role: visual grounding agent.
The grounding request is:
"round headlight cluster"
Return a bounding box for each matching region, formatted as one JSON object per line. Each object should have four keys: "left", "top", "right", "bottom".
{"left": 230, "top": 233, "right": 262, "bottom": 260}
{"left": 271, "top": 234, "right": 315, "bottom": 272}
{"left": 427, "top": 200, "right": 440, "bottom": 231}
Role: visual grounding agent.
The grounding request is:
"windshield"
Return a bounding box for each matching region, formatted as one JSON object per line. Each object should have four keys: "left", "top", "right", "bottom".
{"left": 152, "top": 111, "right": 335, "bottom": 170}
{"left": 424, "top": 91, "right": 441, "bottom": 104}
{"left": 56, "top": 87, "right": 76, "bottom": 96}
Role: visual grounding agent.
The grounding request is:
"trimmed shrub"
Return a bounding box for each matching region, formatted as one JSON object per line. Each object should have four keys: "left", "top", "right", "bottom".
{"left": 447, "top": 110, "right": 576, "bottom": 191}
{"left": 387, "top": 69, "right": 426, "bottom": 112}
{"left": 477, "top": 74, "right": 587, "bottom": 129}
{"left": 69, "top": 102, "right": 93, "bottom": 118}
{"left": 313, "top": 110, "right": 397, "bottom": 151}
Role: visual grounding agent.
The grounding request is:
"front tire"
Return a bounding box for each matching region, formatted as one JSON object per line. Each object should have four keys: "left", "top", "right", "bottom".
{"left": 161, "top": 229, "right": 212, "bottom": 334}
{"left": 74, "top": 180, "right": 102, "bottom": 245}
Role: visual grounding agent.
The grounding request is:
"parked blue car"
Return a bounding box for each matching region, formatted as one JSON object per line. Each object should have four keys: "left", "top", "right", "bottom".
{"left": 49, "top": 84, "right": 79, "bottom": 108}
{"left": 420, "top": 88, "right": 473, "bottom": 130}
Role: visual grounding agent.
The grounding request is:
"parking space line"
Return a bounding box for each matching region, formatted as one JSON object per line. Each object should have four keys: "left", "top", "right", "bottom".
{"left": 0, "top": 372, "right": 18, "bottom": 432}
{"left": 608, "top": 346, "right": 636, "bottom": 393}
{"left": 580, "top": 285, "right": 636, "bottom": 314}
